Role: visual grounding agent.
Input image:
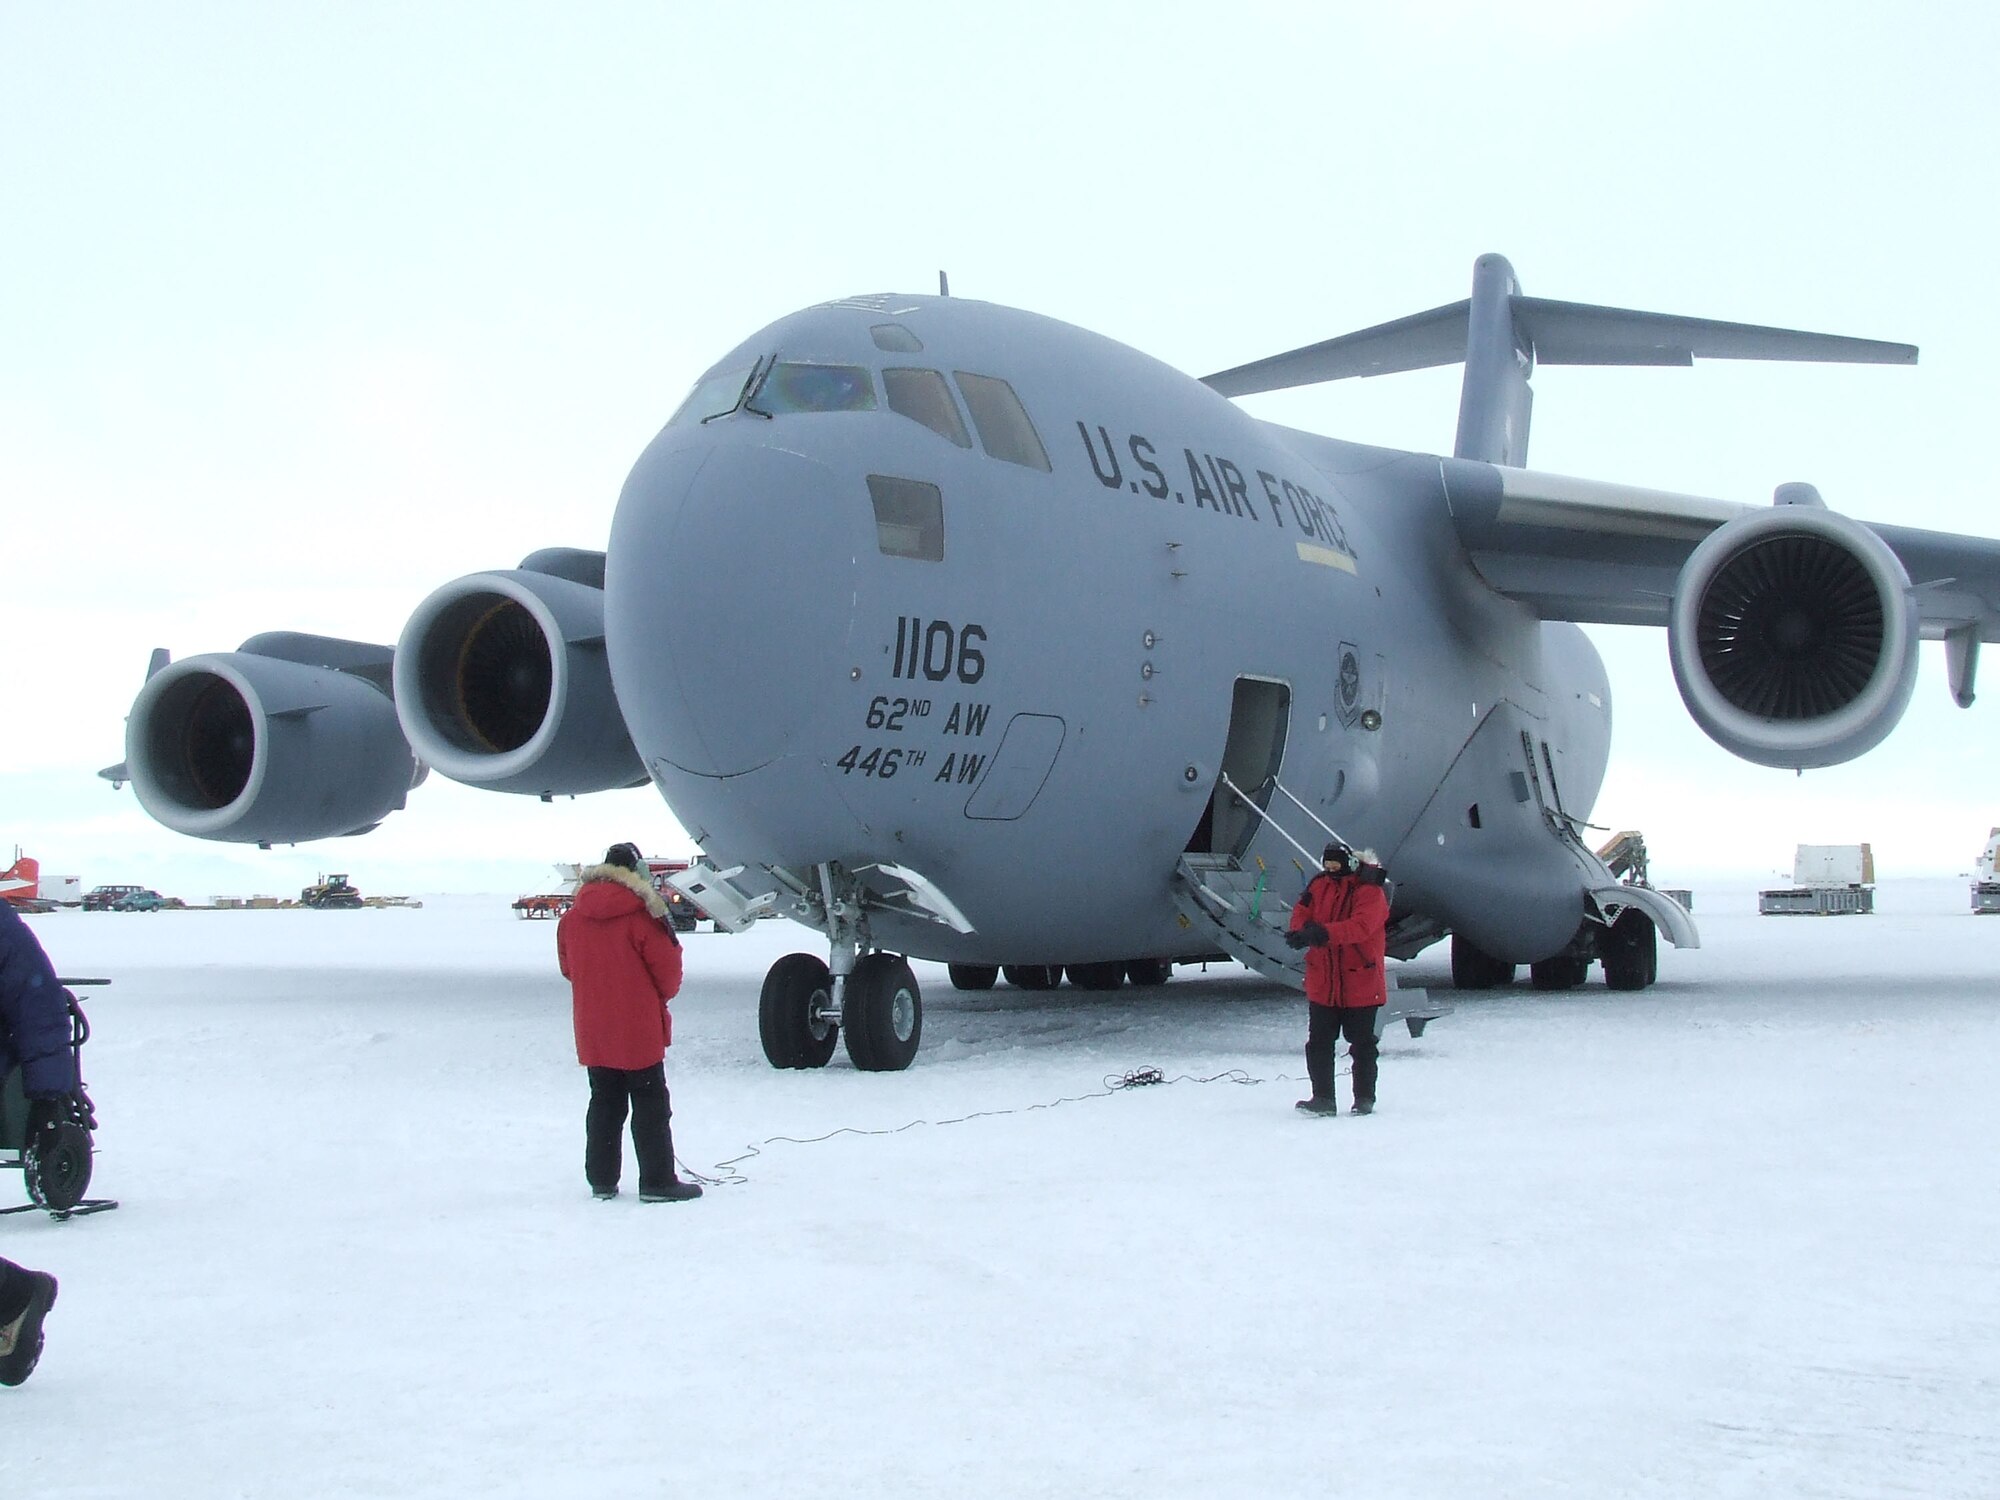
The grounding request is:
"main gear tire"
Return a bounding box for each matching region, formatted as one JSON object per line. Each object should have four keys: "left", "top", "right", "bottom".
{"left": 1126, "top": 958, "right": 1173, "bottom": 987}
{"left": 1601, "top": 911, "right": 1658, "bottom": 991}
{"left": 1003, "top": 964, "right": 1062, "bottom": 991}
{"left": 1450, "top": 935, "right": 1516, "bottom": 990}
{"left": 759, "top": 954, "right": 839, "bottom": 1069}
{"left": 1529, "top": 955, "right": 1590, "bottom": 990}
{"left": 948, "top": 964, "right": 999, "bottom": 991}
{"left": 1066, "top": 960, "right": 1127, "bottom": 991}
{"left": 843, "top": 954, "right": 923, "bottom": 1072}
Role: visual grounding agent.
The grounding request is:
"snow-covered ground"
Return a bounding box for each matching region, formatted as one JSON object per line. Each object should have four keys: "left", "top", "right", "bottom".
{"left": 5, "top": 880, "right": 1997, "bottom": 1498}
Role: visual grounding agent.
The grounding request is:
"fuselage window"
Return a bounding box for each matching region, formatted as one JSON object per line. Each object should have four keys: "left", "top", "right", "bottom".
{"left": 752, "top": 362, "right": 878, "bottom": 415}
{"left": 953, "top": 372, "right": 1051, "bottom": 471}
{"left": 669, "top": 363, "right": 757, "bottom": 426}
{"left": 866, "top": 475, "right": 945, "bottom": 562}
{"left": 884, "top": 368, "right": 971, "bottom": 448}
{"left": 870, "top": 324, "right": 924, "bottom": 353}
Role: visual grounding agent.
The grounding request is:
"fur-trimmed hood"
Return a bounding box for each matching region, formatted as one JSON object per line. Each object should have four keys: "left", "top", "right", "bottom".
{"left": 572, "top": 863, "right": 668, "bottom": 920}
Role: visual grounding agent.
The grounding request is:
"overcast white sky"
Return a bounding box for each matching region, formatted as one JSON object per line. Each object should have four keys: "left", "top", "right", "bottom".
{"left": 5, "top": 2, "right": 1999, "bottom": 899}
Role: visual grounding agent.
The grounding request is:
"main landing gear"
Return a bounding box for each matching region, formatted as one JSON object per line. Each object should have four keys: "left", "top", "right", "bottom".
{"left": 758, "top": 864, "right": 923, "bottom": 1072}
{"left": 1449, "top": 908, "right": 1660, "bottom": 993}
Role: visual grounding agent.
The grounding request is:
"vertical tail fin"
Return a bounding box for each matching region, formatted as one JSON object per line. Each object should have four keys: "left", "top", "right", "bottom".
{"left": 1455, "top": 254, "right": 1533, "bottom": 467}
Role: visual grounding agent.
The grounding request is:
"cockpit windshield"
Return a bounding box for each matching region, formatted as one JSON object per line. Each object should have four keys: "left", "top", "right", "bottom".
{"left": 669, "top": 363, "right": 758, "bottom": 426}
{"left": 749, "top": 362, "right": 878, "bottom": 415}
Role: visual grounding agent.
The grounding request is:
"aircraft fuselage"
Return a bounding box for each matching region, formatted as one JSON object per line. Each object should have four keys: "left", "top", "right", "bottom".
{"left": 607, "top": 295, "right": 1611, "bottom": 966}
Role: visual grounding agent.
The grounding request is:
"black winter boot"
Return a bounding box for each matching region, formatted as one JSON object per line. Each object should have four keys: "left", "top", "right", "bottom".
{"left": 0, "top": 1271, "right": 57, "bottom": 1387}
{"left": 639, "top": 1178, "right": 703, "bottom": 1202}
{"left": 1294, "top": 1097, "right": 1340, "bottom": 1116}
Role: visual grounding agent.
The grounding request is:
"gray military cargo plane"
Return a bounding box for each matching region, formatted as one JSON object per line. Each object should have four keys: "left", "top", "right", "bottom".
{"left": 111, "top": 254, "right": 2000, "bottom": 1071}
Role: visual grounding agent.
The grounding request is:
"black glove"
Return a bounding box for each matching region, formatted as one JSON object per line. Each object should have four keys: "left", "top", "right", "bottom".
{"left": 26, "top": 1097, "right": 69, "bottom": 1140}
{"left": 1285, "top": 922, "right": 1330, "bottom": 950}
{"left": 1284, "top": 928, "right": 1311, "bottom": 949}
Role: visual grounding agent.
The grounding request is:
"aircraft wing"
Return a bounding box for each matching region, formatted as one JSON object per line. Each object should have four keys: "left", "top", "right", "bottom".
{"left": 1440, "top": 460, "right": 2000, "bottom": 642}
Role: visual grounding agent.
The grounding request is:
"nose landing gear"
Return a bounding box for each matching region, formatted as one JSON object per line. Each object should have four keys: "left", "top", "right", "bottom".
{"left": 756, "top": 863, "right": 924, "bottom": 1072}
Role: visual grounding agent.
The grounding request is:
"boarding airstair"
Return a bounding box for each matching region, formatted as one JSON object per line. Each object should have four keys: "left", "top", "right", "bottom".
{"left": 1171, "top": 774, "right": 1450, "bottom": 1038}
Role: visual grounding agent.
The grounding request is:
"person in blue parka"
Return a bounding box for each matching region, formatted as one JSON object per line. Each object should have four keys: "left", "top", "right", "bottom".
{"left": 0, "top": 900, "right": 74, "bottom": 1385}
{"left": 1, "top": 901, "right": 80, "bottom": 1103}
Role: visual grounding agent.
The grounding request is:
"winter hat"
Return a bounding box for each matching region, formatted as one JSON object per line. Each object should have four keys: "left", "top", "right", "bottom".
{"left": 1322, "top": 841, "right": 1353, "bottom": 866}
{"left": 604, "top": 842, "right": 643, "bottom": 871}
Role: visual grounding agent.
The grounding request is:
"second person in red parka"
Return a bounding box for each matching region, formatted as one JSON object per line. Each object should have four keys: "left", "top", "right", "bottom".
{"left": 1286, "top": 840, "right": 1391, "bottom": 1116}
{"left": 557, "top": 843, "right": 702, "bottom": 1202}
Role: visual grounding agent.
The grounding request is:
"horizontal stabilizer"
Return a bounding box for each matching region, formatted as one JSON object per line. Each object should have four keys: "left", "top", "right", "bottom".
{"left": 1205, "top": 296, "right": 1916, "bottom": 397}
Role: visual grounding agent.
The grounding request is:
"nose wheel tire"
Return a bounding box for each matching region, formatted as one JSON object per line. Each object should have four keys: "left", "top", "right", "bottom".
{"left": 843, "top": 954, "right": 923, "bottom": 1072}
{"left": 760, "top": 954, "right": 839, "bottom": 1069}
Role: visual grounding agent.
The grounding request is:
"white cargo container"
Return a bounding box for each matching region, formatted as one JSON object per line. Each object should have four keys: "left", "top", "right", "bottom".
{"left": 1791, "top": 844, "right": 1874, "bottom": 887}
{"left": 1972, "top": 828, "right": 2000, "bottom": 914}
{"left": 1760, "top": 843, "right": 1875, "bottom": 915}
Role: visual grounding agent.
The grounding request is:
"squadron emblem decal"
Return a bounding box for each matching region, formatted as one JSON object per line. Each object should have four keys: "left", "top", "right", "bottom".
{"left": 1337, "top": 643, "right": 1362, "bottom": 728}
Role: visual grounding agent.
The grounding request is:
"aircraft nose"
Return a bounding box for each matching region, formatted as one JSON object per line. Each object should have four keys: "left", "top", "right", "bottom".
{"left": 607, "top": 439, "right": 856, "bottom": 777}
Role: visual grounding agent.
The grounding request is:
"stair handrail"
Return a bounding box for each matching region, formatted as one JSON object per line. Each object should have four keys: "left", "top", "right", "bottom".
{"left": 1216, "top": 771, "right": 1353, "bottom": 871}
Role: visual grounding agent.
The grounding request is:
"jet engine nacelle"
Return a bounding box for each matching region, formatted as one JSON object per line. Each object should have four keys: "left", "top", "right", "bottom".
{"left": 1668, "top": 507, "right": 1919, "bottom": 769}
{"left": 394, "top": 568, "right": 646, "bottom": 796}
{"left": 127, "top": 649, "right": 419, "bottom": 844}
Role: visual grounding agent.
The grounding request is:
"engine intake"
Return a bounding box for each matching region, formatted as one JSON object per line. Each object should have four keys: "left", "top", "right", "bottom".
{"left": 126, "top": 647, "right": 419, "bottom": 844}
{"left": 1669, "top": 508, "right": 1917, "bottom": 769}
{"left": 394, "top": 567, "right": 646, "bottom": 796}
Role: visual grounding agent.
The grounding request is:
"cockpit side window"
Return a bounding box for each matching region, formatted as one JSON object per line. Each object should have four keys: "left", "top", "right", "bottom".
{"left": 669, "top": 363, "right": 758, "bottom": 426}
{"left": 866, "top": 476, "right": 945, "bottom": 562}
{"left": 883, "top": 368, "right": 971, "bottom": 448}
{"left": 751, "top": 362, "right": 878, "bottom": 415}
{"left": 952, "top": 373, "right": 1051, "bottom": 472}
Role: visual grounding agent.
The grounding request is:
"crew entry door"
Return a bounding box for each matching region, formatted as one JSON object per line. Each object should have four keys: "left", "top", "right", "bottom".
{"left": 1187, "top": 676, "right": 1291, "bottom": 861}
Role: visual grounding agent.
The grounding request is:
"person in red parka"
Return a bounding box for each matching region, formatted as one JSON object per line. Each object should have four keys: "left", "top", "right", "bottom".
{"left": 1286, "top": 840, "right": 1391, "bottom": 1116}
{"left": 556, "top": 843, "right": 701, "bottom": 1202}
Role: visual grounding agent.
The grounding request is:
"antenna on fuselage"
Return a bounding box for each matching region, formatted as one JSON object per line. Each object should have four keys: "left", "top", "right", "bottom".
{"left": 939, "top": 270, "right": 950, "bottom": 297}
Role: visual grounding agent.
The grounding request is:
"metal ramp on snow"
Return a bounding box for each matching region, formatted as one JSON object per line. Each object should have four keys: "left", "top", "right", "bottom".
{"left": 1171, "top": 777, "right": 1450, "bottom": 1038}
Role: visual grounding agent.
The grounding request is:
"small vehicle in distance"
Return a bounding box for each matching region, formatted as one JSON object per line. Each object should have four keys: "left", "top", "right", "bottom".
{"left": 109, "top": 889, "right": 164, "bottom": 912}
{"left": 83, "top": 885, "right": 145, "bottom": 912}
{"left": 301, "top": 874, "right": 364, "bottom": 909}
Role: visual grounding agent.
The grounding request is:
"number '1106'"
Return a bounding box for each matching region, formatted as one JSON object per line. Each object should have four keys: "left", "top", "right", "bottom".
{"left": 892, "top": 617, "right": 987, "bottom": 683}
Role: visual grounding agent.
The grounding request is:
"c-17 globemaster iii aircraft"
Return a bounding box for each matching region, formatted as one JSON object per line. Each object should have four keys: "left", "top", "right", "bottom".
{"left": 110, "top": 255, "right": 2000, "bottom": 1071}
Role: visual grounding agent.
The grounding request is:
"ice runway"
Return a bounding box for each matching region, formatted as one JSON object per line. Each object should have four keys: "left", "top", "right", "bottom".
{"left": 5, "top": 882, "right": 1997, "bottom": 1498}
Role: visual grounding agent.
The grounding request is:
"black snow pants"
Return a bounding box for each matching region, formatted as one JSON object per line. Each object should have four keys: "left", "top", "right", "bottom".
{"left": 1305, "top": 1003, "right": 1381, "bottom": 1107}
{"left": 585, "top": 1063, "right": 676, "bottom": 1193}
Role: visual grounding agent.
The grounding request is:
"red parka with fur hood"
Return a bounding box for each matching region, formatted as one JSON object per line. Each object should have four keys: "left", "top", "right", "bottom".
{"left": 557, "top": 864, "right": 684, "bottom": 1069}
{"left": 1287, "top": 870, "right": 1390, "bottom": 1009}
